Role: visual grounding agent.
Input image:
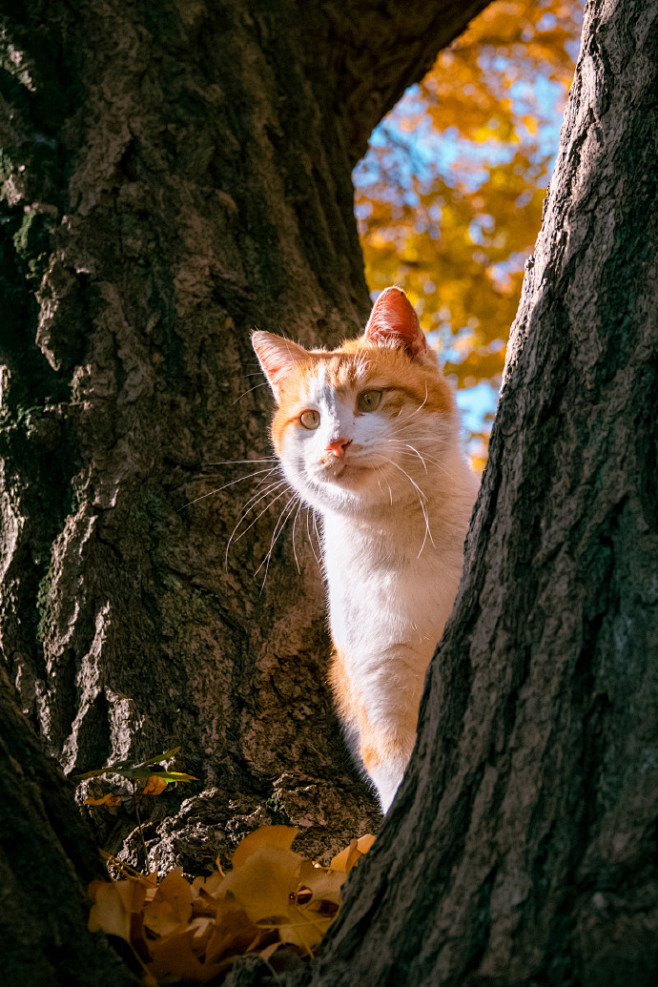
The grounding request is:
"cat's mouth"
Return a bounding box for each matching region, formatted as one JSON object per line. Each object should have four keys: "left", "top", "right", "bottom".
{"left": 317, "top": 460, "right": 373, "bottom": 484}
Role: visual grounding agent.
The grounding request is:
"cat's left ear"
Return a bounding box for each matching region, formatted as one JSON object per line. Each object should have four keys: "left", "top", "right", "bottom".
{"left": 252, "top": 330, "right": 309, "bottom": 403}
{"left": 364, "top": 286, "right": 428, "bottom": 360}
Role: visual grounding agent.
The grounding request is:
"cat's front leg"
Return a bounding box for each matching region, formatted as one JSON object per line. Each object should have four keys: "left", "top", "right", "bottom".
{"left": 359, "top": 723, "right": 416, "bottom": 813}
{"left": 329, "top": 644, "right": 422, "bottom": 812}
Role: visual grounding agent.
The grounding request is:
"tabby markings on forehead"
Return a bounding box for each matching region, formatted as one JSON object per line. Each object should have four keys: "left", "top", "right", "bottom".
{"left": 301, "top": 356, "right": 370, "bottom": 406}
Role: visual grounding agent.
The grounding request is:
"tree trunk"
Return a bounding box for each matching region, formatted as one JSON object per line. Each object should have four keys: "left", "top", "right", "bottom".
{"left": 0, "top": 663, "right": 139, "bottom": 984}
{"left": 0, "top": 0, "right": 489, "bottom": 949}
{"left": 307, "top": 1, "right": 658, "bottom": 984}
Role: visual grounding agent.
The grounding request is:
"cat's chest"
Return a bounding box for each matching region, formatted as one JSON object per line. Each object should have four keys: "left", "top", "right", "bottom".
{"left": 322, "top": 514, "right": 458, "bottom": 659}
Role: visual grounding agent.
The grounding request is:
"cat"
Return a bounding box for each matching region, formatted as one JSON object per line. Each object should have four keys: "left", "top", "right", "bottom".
{"left": 252, "top": 287, "right": 478, "bottom": 812}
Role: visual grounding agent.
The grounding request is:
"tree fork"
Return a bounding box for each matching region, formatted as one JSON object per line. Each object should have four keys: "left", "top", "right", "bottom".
{"left": 307, "top": 1, "right": 658, "bottom": 983}
{"left": 0, "top": 0, "right": 491, "bottom": 975}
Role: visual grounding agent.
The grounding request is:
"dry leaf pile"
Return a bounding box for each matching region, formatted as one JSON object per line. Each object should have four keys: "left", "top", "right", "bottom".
{"left": 88, "top": 825, "right": 375, "bottom": 985}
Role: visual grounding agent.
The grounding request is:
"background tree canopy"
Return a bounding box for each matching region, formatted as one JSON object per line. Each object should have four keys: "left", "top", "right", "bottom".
{"left": 355, "top": 0, "right": 583, "bottom": 467}
{"left": 1, "top": 0, "right": 656, "bottom": 983}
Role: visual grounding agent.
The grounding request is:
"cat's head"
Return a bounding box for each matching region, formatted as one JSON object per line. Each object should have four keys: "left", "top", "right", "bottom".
{"left": 252, "top": 287, "right": 457, "bottom": 516}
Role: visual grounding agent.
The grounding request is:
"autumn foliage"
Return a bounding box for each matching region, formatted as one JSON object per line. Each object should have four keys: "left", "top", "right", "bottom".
{"left": 86, "top": 5, "right": 586, "bottom": 983}
{"left": 88, "top": 826, "right": 374, "bottom": 984}
{"left": 355, "top": 0, "right": 582, "bottom": 461}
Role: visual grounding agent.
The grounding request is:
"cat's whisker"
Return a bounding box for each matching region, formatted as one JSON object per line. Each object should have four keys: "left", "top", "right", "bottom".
{"left": 402, "top": 443, "right": 429, "bottom": 473}
{"left": 408, "top": 384, "right": 429, "bottom": 417}
{"left": 224, "top": 480, "right": 290, "bottom": 568}
{"left": 385, "top": 437, "right": 455, "bottom": 477}
{"left": 305, "top": 507, "right": 322, "bottom": 565}
{"left": 230, "top": 478, "right": 289, "bottom": 534}
{"left": 256, "top": 493, "right": 300, "bottom": 589}
{"left": 397, "top": 447, "right": 452, "bottom": 475}
{"left": 255, "top": 495, "right": 295, "bottom": 578}
{"left": 290, "top": 498, "right": 305, "bottom": 574}
{"left": 383, "top": 457, "right": 435, "bottom": 558}
{"left": 204, "top": 457, "right": 278, "bottom": 467}
{"left": 178, "top": 466, "right": 279, "bottom": 511}
{"left": 232, "top": 380, "right": 270, "bottom": 404}
{"left": 374, "top": 465, "right": 394, "bottom": 507}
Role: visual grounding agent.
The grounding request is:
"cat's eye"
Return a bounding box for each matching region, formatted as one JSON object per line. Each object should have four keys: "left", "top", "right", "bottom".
{"left": 356, "top": 389, "right": 382, "bottom": 413}
{"left": 299, "top": 409, "right": 320, "bottom": 430}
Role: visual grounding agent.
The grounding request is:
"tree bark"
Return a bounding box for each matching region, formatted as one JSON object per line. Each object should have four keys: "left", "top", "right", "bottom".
{"left": 0, "top": 0, "right": 488, "bottom": 938}
{"left": 307, "top": 1, "right": 658, "bottom": 984}
{"left": 0, "top": 664, "right": 138, "bottom": 985}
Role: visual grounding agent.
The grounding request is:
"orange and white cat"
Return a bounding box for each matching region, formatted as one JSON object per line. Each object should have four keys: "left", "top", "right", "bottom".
{"left": 252, "top": 287, "right": 478, "bottom": 812}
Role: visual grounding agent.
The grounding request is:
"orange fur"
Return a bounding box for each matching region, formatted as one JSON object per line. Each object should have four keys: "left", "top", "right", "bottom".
{"left": 253, "top": 287, "right": 478, "bottom": 811}
{"left": 329, "top": 648, "right": 414, "bottom": 779}
{"left": 270, "top": 341, "right": 455, "bottom": 455}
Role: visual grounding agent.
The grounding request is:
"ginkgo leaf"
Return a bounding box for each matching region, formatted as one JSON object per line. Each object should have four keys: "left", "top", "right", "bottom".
{"left": 298, "top": 860, "right": 344, "bottom": 908}
{"left": 231, "top": 824, "right": 299, "bottom": 870}
{"left": 141, "top": 775, "right": 169, "bottom": 796}
{"left": 221, "top": 845, "right": 303, "bottom": 925}
{"left": 88, "top": 878, "right": 146, "bottom": 942}
{"left": 88, "top": 824, "right": 376, "bottom": 981}
{"left": 277, "top": 906, "right": 331, "bottom": 954}
{"left": 147, "top": 928, "right": 225, "bottom": 984}
{"left": 85, "top": 793, "right": 122, "bottom": 806}
{"left": 330, "top": 836, "right": 373, "bottom": 874}
{"left": 192, "top": 868, "right": 224, "bottom": 898}
{"left": 142, "top": 871, "right": 193, "bottom": 936}
{"left": 204, "top": 902, "right": 263, "bottom": 965}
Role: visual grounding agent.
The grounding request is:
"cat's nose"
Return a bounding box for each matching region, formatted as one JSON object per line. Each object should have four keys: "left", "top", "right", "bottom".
{"left": 326, "top": 438, "right": 352, "bottom": 458}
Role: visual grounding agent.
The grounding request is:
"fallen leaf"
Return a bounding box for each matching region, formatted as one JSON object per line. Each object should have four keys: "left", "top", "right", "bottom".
{"left": 330, "top": 833, "right": 375, "bottom": 873}
{"left": 221, "top": 845, "right": 303, "bottom": 925}
{"left": 87, "top": 824, "right": 376, "bottom": 982}
{"left": 88, "top": 878, "right": 146, "bottom": 942}
{"left": 231, "top": 825, "right": 298, "bottom": 869}
{"left": 298, "top": 860, "right": 344, "bottom": 908}
{"left": 147, "top": 928, "right": 225, "bottom": 984}
{"left": 85, "top": 793, "right": 122, "bottom": 807}
{"left": 204, "top": 902, "right": 263, "bottom": 965}
{"left": 192, "top": 868, "right": 224, "bottom": 898}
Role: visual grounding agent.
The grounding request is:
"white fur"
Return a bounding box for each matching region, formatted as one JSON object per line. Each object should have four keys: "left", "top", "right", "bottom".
{"left": 279, "top": 371, "right": 478, "bottom": 812}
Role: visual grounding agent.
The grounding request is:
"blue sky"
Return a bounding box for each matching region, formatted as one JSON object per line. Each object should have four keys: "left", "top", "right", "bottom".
{"left": 355, "top": 75, "right": 571, "bottom": 456}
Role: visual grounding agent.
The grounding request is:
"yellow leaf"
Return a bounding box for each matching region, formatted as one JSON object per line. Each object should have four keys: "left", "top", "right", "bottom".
{"left": 259, "top": 941, "right": 284, "bottom": 963}
{"left": 192, "top": 868, "right": 224, "bottom": 898}
{"left": 141, "top": 775, "right": 169, "bottom": 796}
{"left": 142, "top": 871, "right": 193, "bottom": 936}
{"left": 277, "top": 906, "right": 330, "bottom": 954}
{"left": 85, "top": 793, "right": 122, "bottom": 806}
{"left": 88, "top": 879, "right": 146, "bottom": 942}
{"left": 523, "top": 114, "right": 538, "bottom": 135}
{"left": 147, "top": 928, "right": 225, "bottom": 984}
{"left": 221, "top": 845, "right": 303, "bottom": 925}
{"left": 231, "top": 825, "right": 299, "bottom": 870}
{"left": 204, "top": 902, "right": 263, "bottom": 965}
{"left": 298, "top": 860, "right": 344, "bottom": 908}
{"left": 329, "top": 833, "right": 375, "bottom": 873}
{"left": 357, "top": 834, "right": 376, "bottom": 853}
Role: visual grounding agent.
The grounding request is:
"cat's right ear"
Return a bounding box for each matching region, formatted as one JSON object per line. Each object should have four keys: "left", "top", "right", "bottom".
{"left": 251, "top": 331, "right": 309, "bottom": 404}
{"left": 364, "top": 286, "right": 428, "bottom": 361}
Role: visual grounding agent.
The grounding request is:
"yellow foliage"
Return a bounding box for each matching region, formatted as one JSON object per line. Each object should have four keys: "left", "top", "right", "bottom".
{"left": 88, "top": 825, "right": 375, "bottom": 984}
{"left": 355, "top": 0, "right": 582, "bottom": 456}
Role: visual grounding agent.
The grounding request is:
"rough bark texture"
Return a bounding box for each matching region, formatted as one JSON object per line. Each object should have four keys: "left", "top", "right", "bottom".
{"left": 0, "top": 0, "right": 488, "bottom": 926}
{"left": 0, "top": 664, "right": 138, "bottom": 986}
{"left": 306, "top": 1, "right": 658, "bottom": 984}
